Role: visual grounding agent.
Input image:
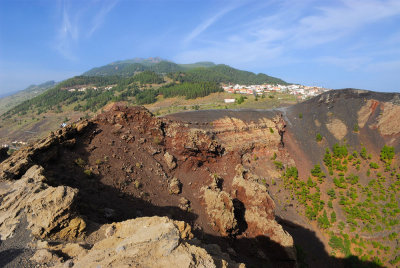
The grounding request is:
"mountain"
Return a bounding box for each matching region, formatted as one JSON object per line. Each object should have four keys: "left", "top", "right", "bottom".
{"left": 0, "top": 80, "right": 56, "bottom": 115}
{"left": 173, "top": 64, "right": 287, "bottom": 85}
{"left": 82, "top": 58, "right": 213, "bottom": 76}
{"left": 82, "top": 58, "right": 284, "bottom": 85}
{"left": 110, "top": 56, "right": 165, "bottom": 65}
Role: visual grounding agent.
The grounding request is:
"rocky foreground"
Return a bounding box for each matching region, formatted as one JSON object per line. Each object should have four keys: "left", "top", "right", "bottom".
{"left": 0, "top": 103, "right": 296, "bottom": 267}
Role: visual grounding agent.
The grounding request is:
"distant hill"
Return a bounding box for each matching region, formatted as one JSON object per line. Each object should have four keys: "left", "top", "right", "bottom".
{"left": 83, "top": 61, "right": 181, "bottom": 76}
{"left": 0, "top": 81, "right": 56, "bottom": 115}
{"left": 110, "top": 56, "right": 165, "bottom": 65}
{"left": 83, "top": 59, "right": 216, "bottom": 77}
{"left": 171, "top": 64, "right": 287, "bottom": 85}
{"left": 83, "top": 58, "right": 285, "bottom": 85}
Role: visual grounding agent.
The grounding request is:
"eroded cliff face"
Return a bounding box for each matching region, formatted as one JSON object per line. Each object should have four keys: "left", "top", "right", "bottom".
{"left": 0, "top": 104, "right": 297, "bottom": 267}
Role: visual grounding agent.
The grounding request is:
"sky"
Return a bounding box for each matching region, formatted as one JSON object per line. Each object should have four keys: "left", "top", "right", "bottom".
{"left": 0, "top": 0, "right": 400, "bottom": 95}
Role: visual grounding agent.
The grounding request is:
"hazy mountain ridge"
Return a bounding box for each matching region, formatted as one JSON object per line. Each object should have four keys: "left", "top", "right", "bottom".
{"left": 0, "top": 81, "right": 56, "bottom": 115}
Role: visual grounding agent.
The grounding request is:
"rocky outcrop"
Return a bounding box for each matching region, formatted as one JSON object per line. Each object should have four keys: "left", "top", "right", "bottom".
{"left": 169, "top": 177, "right": 182, "bottom": 195}
{"left": 326, "top": 118, "right": 348, "bottom": 140}
{"left": 0, "top": 121, "right": 91, "bottom": 181}
{"left": 165, "top": 123, "right": 223, "bottom": 160}
{"left": 211, "top": 117, "right": 281, "bottom": 152}
{"left": 375, "top": 102, "right": 400, "bottom": 135}
{"left": 164, "top": 151, "right": 177, "bottom": 170}
{"left": 0, "top": 165, "right": 85, "bottom": 241}
{"left": 357, "top": 99, "right": 400, "bottom": 136}
{"left": 201, "top": 181, "right": 239, "bottom": 237}
{"left": 231, "top": 165, "right": 296, "bottom": 261}
{"left": 32, "top": 217, "right": 244, "bottom": 268}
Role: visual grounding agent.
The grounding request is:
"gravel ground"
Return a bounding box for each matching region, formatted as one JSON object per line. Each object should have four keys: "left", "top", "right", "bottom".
{"left": 0, "top": 217, "right": 36, "bottom": 268}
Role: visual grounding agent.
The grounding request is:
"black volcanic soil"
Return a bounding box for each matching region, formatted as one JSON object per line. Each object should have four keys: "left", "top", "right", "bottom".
{"left": 284, "top": 89, "right": 400, "bottom": 166}
{"left": 0, "top": 218, "right": 35, "bottom": 268}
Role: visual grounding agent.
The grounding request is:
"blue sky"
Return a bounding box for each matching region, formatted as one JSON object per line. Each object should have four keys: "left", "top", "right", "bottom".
{"left": 0, "top": 0, "right": 400, "bottom": 94}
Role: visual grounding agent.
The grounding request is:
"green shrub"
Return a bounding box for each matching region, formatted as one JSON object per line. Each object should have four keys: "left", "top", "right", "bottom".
{"left": 327, "top": 188, "right": 336, "bottom": 199}
{"left": 332, "top": 143, "right": 348, "bottom": 158}
{"left": 346, "top": 174, "right": 359, "bottom": 185}
{"left": 236, "top": 95, "right": 245, "bottom": 104}
{"left": 285, "top": 166, "right": 299, "bottom": 179}
{"left": 334, "top": 177, "right": 347, "bottom": 189}
{"left": 331, "top": 211, "right": 337, "bottom": 223}
{"left": 299, "top": 113, "right": 303, "bottom": 119}
{"left": 83, "top": 169, "right": 92, "bottom": 176}
{"left": 380, "top": 145, "right": 395, "bottom": 163}
{"left": 360, "top": 147, "right": 367, "bottom": 159}
{"left": 329, "top": 234, "right": 351, "bottom": 256}
{"left": 75, "top": 158, "right": 86, "bottom": 167}
{"left": 370, "top": 162, "right": 379, "bottom": 169}
{"left": 306, "top": 205, "right": 317, "bottom": 220}
{"left": 316, "top": 133, "right": 323, "bottom": 142}
{"left": 318, "top": 210, "right": 331, "bottom": 229}
{"left": 390, "top": 255, "right": 400, "bottom": 265}
{"left": 311, "top": 164, "right": 325, "bottom": 178}
{"left": 323, "top": 149, "right": 332, "bottom": 167}
{"left": 274, "top": 161, "right": 284, "bottom": 170}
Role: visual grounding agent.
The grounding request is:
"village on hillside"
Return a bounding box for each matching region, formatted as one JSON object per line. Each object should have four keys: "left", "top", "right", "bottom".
{"left": 222, "top": 83, "right": 330, "bottom": 99}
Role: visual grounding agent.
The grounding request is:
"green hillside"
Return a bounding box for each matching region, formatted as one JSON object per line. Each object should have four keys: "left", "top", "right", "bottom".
{"left": 3, "top": 59, "right": 287, "bottom": 118}
{"left": 3, "top": 71, "right": 223, "bottom": 116}
{"left": 0, "top": 81, "right": 56, "bottom": 115}
{"left": 82, "top": 59, "right": 285, "bottom": 85}
{"left": 169, "top": 64, "right": 287, "bottom": 85}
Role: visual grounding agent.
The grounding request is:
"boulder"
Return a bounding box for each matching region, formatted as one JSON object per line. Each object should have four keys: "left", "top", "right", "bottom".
{"left": 201, "top": 184, "right": 238, "bottom": 237}
{"left": 169, "top": 177, "right": 182, "bottom": 195}
{"left": 69, "top": 217, "right": 244, "bottom": 268}
{"left": 179, "top": 197, "right": 190, "bottom": 211}
{"left": 0, "top": 165, "right": 85, "bottom": 241}
{"left": 164, "top": 151, "right": 177, "bottom": 170}
{"left": 232, "top": 165, "right": 296, "bottom": 260}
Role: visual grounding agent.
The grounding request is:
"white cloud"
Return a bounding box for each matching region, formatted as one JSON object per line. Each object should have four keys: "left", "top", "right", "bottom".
{"left": 54, "top": 0, "right": 118, "bottom": 60}
{"left": 183, "top": 3, "right": 242, "bottom": 45}
{"left": 291, "top": 0, "right": 400, "bottom": 47}
{"left": 88, "top": 0, "right": 118, "bottom": 37}
{"left": 316, "top": 56, "right": 371, "bottom": 71}
{"left": 176, "top": 0, "right": 400, "bottom": 69}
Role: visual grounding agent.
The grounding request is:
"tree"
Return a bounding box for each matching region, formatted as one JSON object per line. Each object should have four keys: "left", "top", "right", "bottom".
{"left": 316, "top": 133, "right": 323, "bottom": 142}
{"left": 331, "top": 211, "right": 337, "bottom": 223}
{"left": 360, "top": 147, "right": 367, "bottom": 159}
{"left": 380, "top": 145, "right": 395, "bottom": 163}
{"left": 318, "top": 210, "right": 331, "bottom": 229}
